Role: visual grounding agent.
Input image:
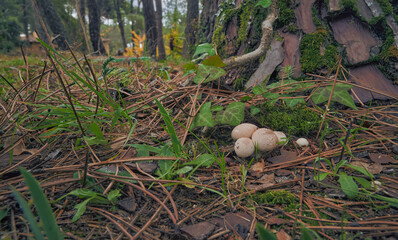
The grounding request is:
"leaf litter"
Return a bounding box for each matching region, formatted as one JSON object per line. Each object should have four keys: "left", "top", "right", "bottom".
{"left": 0, "top": 54, "right": 397, "bottom": 239}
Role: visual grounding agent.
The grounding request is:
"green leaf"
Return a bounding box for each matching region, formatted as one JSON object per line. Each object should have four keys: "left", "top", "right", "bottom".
{"left": 107, "top": 189, "right": 121, "bottom": 204}
{"left": 174, "top": 166, "right": 193, "bottom": 175}
{"left": 262, "top": 92, "right": 279, "bottom": 100}
{"left": 155, "top": 98, "right": 182, "bottom": 157}
{"left": 300, "top": 227, "right": 315, "bottom": 240}
{"left": 12, "top": 188, "right": 45, "bottom": 240}
{"left": 215, "top": 102, "right": 245, "bottom": 126}
{"left": 370, "top": 193, "right": 398, "bottom": 207}
{"left": 210, "top": 105, "right": 223, "bottom": 112}
{"left": 299, "top": 222, "right": 322, "bottom": 239}
{"left": 183, "top": 154, "right": 215, "bottom": 168}
{"left": 19, "top": 168, "right": 64, "bottom": 240}
{"left": 191, "top": 102, "right": 215, "bottom": 129}
{"left": 314, "top": 172, "right": 330, "bottom": 181}
{"left": 84, "top": 136, "right": 108, "bottom": 146}
{"left": 202, "top": 55, "right": 226, "bottom": 67}
{"left": 338, "top": 172, "right": 359, "bottom": 199}
{"left": 353, "top": 177, "right": 372, "bottom": 189}
{"left": 193, "top": 43, "right": 216, "bottom": 58}
{"left": 255, "top": 0, "right": 272, "bottom": 8}
{"left": 346, "top": 164, "right": 374, "bottom": 179}
{"left": 250, "top": 106, "right": 261, "bottom": 116}
{"left": 0, "top": 208, "right": 8, "bottom": 221}
{"left": 256, "top": 223, "right": 277, "bottom": 240}
{"left": 194, "top": 64, "right": 226, "bottom": 84}
{"left": 311, "top": 84, "right": 357, "bottom": 109}
{"left": 284, "top": 97, "right": 306, "bottom": 107}
{"left": 72, "top": 198, "right": 92, "bottom": 222}
{"left": 252, "top": 85, "right": 267, "bottom": 95}
{"left": 129, "top": 144, "right": 162, "bottom": 154}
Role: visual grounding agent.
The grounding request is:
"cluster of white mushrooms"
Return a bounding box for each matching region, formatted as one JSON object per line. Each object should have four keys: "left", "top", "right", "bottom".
{"left": 232, "top": 123, "right": 310, "bottom": 158}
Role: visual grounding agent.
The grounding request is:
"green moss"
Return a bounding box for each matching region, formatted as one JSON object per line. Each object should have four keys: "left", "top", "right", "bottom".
{"left": 255, "top": 190, "right": 299, "bottom": 211}
{"left": 375, "top": 0, "right": 393, "bottom": 15}
{"left": 300, "top": 28, "right": 339, "bottom": 73}
{"left": 237, "top": 2, "right": 255, "bottom": 47}
{"left": 312, "top": 6, "right": 323, "bottom": 28}
{"left": 275, "top": 0, "right": 295, "bottom": 29}
{"left": 257, "top": 102, "right": 322, "bottom": 136}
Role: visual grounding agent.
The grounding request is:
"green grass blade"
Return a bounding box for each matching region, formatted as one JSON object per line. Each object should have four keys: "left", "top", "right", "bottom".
{"left": 256, "top": 223, "right": 277, "bottom": 240}
{"left": 19, "top": 168, "right": 64, "bottom": 240}
{"left": 11, "top": 188, "right": 45, "bottom": 240}
{"left": 154, "top": 98, "right": 182, "bottom": 157}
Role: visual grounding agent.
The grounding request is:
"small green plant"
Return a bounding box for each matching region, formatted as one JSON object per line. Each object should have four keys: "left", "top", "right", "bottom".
{"left": 12, "top": 168, "right": 64, "bottom": 240}
{"left": 55, "top": 188, "right": 121, "bottom": 222}
{"left": 190, "top": 101, "right": 246, "bottom": 129}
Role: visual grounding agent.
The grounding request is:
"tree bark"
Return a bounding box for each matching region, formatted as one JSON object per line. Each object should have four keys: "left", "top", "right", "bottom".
{"left": 199, "top": 0, "right": 219, "bottom": 43}
{"left": 114, "top": 0, "right": 127, "bottom": 50}
{"left": 87, "top": 0, "right": 106, "bottom": 54}
{"left": 155, "top": 0, "right": 166, "bottom": 60}
{"left": 35, "top": 0, "right": 70, "bottom": 50}
{"left": 79, "top": 0, "right": 86, "bottom": 25}
{"left": 142, "top": 0, "right": 157, "bottom": 58}
{"left": 22, "top": 0, "right": 30, "bottom": 46}
{"left": 183, "top": 0, "right": 199, "bottom": 59}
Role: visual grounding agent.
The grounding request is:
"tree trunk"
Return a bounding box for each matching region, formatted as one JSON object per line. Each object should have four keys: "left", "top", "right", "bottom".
{"left": 87, "top": 0, "right": 106, "bottom": 54}
{"left": 114, "top": 0, "right": 127, "bottom": 50}
{"left": 31, "top": 0, "right": 50, "bottom": 45}
{"left": 183, "top": 0, "right": 199, "bottom": 59}
{"left": 35, "top": 0, "right": 70, "bottom": 50}
{"left": 199, "top": 0, "right": 219, "bottom": 43}
{"left": 155, "top": 0, "right": 166, "bottom": 60}
{"left": 130, "top": 0, "right": 134, "bottom": 13}
{"left": 22, "top": 0, "right": 30, "bottom": 46}
{"left": 79, "top": 0, "right": 86, "bottom": 25}
{"left": 142, "top": 0, "right": 157, "bottom": 58}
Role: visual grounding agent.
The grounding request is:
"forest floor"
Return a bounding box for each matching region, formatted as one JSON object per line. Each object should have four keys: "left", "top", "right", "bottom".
{"left": 0, "top": 53, "right": 398, "bottom": 240}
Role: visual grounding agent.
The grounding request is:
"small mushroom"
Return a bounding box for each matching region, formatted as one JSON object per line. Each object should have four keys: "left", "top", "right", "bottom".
{"left": 231, "top": 123, "right": 258, "bottom": 140}
{"left": 251, "top": 128, "right": 278, "bottom": 151}
{"left": 296, "top": 138, "right": 309, "bottom": 147}
{"left": 234, "top": 137, "right": 255, "bottom": 158}
{"left": 273, "top": 131, "right": 287, "bottom": 144}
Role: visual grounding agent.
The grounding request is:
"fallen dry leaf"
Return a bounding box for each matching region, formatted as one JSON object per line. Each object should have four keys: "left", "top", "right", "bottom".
{"left": 268, "top": 150, "right": 297, "bottom": 164}
{"left": 4, "top": 136, "right": 26, "bottom": 156}
{"left": 248, "top": 159, "right": 265, "bottom": 177}
{"left": 369, "top": 153, "right": 396, "bottom": 164}
{"left": 350, "top": 161, "right": 383, "bottom": 175}
{"left": 276, "top": 229, "right": 292, "bottom": 240}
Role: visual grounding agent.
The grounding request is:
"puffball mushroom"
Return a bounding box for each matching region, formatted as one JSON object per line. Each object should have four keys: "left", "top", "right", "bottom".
{"left": 296, "top": 138, "right": 309, "bottom": 147}
{"left": 251, "top": 128, "right": 278, "bottom": 151}
{"left": 273, "top": 131, "right": 287, "bottom": 144}
{"left": 234, "top": 137, "right": 255, "bottom": 158}
{"left": 231, "top": 123, "right": 258, "bottom": 140}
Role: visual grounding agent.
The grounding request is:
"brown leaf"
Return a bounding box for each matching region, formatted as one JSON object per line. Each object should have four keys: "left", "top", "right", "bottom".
{"left": 110, "top": 136, "right": 127, "bottom": 150}
{"left": 267, "top": 216, "right": 290, "bottom": 225}
{"left": 369, "top": 153, "right": 396, "bottom": 164}
{"left": 181, "top": 221, "right": 216, "bottom": 240}
{"left": 248, "top": 160, "right": 265, "bottom": 177}
{"left": 276, "top": 229, "right": 292, "bottom": 240}
{"left": 350, "top": 161, "right": 383, "bottom": 175}
{"left": 4, "top": 136, "right": 26, "bottom": 156}
{"left": 246, "top": 173, "right": 275, "bottom": 190}
{"left": 367, "top": 163, "right": 383, "bottom": 175}
{"left": 268, "top": 150, "right": 297, "bottom": 164}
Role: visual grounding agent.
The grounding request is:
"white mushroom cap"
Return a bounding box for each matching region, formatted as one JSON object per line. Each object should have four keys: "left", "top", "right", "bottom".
{"left": 231, "top": 123, "right": 258, "bottom": 140}
{"left": 234, "top": 137, "right": 255, "bottom": 158}
{"left": 296, "top": 138, "right": 309, "bottom": 147}
{"left": 251, "top": 128, "right": 278, "bottom": 152}
{"left": 273, "top": 131, "right": 287, "bottom": 144}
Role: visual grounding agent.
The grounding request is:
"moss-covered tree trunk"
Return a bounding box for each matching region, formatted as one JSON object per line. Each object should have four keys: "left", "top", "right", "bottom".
{"left": 208, "top": 0, "right": 398, "bottom": 101}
